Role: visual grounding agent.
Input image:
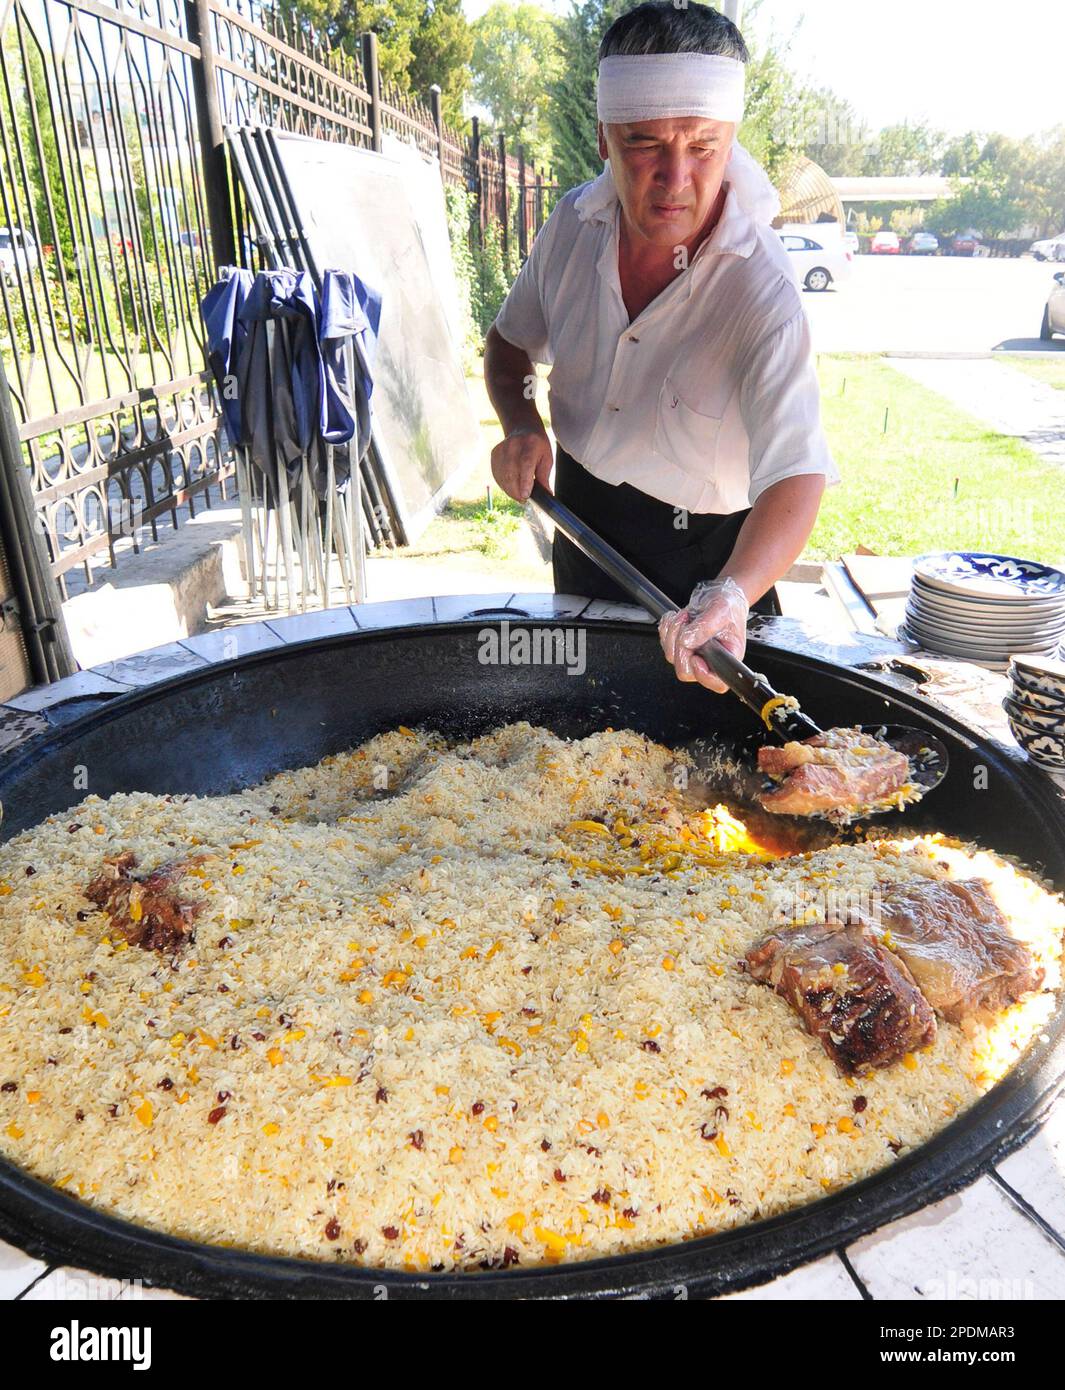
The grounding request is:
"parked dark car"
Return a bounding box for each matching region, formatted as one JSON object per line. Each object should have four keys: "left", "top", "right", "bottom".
{"left": 948, "top": 232, "right": 981, "bottom": 257}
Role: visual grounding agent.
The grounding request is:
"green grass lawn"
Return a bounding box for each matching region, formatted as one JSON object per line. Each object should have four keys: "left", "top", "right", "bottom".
{"left": 417, "top": 357, "right": 534, "bottom": 560}
{"left": 2, "top": 338, "right": 202, "bottom": 426}
{"left": 807, "top": 355, "right": 1065, "bottom": 563}
{"left": 1000, "top": 356, "right": 1065, "bottom": 392}
{"left": 423, "top": 354, "right": 1065, "bottom": 577}
{"left": 367, "top": 359, "right": 550, "bottom": 584}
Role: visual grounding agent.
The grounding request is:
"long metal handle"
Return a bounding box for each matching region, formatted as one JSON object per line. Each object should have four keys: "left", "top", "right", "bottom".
{"left": 529, "top": 482, "right": 821, "bottom": 742}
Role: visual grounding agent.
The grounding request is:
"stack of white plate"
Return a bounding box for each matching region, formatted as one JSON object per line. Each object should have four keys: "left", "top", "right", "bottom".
{"left": 901, "top": 552, "right": 1065, "bottom": 671}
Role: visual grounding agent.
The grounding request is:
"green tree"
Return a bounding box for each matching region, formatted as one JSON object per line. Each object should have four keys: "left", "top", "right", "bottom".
{"left": 734, "top": 1, "right": 849, "bottom": 185}
{"left": 544, "top": 0, "right": 627, "bottom": 195}
{"left": 407, "top": 0, "right": 473, "bottom": 127}
{"left": 274, "top": 0, "right": 471, "bottom": 124}
{"left": 928, "top": 163, "right": 1020, "bottom": 239}
{"left": 470, "top": 3, "right": 560, "bottom": 168}
{"left": 927, "top": 131, "right": 1062, "bottom": 239}
{"left": 1023, "top": 126, "right": 1065, "bottom": 235}
{"left": 798, "top": 87, "right": 871, "bottom": 178}
{"left": 18, "top": 41, "right": 76, "bottom": 274}
{"left": 737, "top": 41, "right": 810, "bottom": 185}
{"left": 941, "top": 131, "right": 984, "bottom": 177}
{"left": 862, "top": 121, "right": 944, "bottom": 176}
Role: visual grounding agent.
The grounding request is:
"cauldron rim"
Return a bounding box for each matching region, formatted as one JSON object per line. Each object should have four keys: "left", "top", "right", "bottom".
{"left": 0, "top": 616, "right": 1062, "bottom": 1300}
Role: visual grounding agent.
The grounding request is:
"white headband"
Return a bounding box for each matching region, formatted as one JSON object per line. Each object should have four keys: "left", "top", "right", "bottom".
{"left": 596, "top": 52, "right": 746, "bottom": 125}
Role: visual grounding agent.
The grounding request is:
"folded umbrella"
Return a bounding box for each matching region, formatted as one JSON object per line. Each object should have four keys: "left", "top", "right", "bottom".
{"left": 310, "top": 268, "right": 382, "bottom": 498}
{"left": 200, "top": 267, "right": 254, "bottom": 445}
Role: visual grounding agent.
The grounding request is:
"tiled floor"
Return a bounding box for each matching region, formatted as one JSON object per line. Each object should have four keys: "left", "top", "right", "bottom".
{"left": 2, "top": 598, "right": 1063, "bottom": 1300}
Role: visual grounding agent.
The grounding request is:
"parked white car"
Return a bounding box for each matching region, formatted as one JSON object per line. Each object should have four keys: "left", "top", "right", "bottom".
{"left": 1032, "top": 233, "right": 1065, "bottom": 263}
{"left": 0, "top": 227, "right": 39, "bottom": 283}
{"left": 1042, "top": 271, "right": 1065, "bottom": 340}
{"left": 777, "top": 224, "right": 852, "bottom": 291}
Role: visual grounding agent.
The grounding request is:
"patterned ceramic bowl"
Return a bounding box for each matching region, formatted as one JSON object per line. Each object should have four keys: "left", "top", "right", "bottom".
{"left": 1010, "top": 653, "right": 1065, "bottom": 702}
{"left": 1003, "top": 694, "right": 1065, "bottom": 735}
{"left": 1005, "top": 712, "right": 1065, "bottom": 768}
{"left": 1007, "top": 672, "right": 1065, "bottom": 713}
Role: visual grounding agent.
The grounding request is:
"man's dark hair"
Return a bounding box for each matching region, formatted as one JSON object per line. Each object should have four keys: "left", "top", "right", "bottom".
{"left": 598, "top": 2, "right": 749, "bottom": 63}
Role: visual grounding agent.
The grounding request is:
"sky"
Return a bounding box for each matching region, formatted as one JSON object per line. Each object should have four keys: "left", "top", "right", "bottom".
{"left": 460, "top": 0, "right": 1065, "bottom": 140}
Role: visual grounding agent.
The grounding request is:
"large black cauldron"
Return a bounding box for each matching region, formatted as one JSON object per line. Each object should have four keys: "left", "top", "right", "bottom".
{"left": 0, "top": 617, "right": 1063, "bottom": 1299}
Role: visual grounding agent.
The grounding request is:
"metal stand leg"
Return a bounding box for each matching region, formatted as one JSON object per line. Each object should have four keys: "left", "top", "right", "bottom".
{"left": 274, "top": 457, "right": 297, "bottom": 615}
{"left": 352, "top": 458, "right": 366, "bottom": 604}
{"left": 236, "top": 447, "right": 257, "bottom": 600}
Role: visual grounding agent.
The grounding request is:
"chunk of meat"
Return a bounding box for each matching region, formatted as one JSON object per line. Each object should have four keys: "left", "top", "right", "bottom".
{"left": 85, "top": 851, "right": 209, "bottom": 953}
{"left": 758, "top": 727, "right": 911, "bottom": 819}
{"left": 745, "top": 919, "right": 936, "bottom": 1074}
{"left": 874, "top": 877, "right": 1044, "bottom": 1025}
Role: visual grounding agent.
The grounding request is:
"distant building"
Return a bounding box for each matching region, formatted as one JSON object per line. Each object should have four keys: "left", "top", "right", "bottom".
{"left": 828, "top": 174, "right": 1036, "bottom": 238}
{"left": 830, "top": 175, "right": 955, "bottom": 208}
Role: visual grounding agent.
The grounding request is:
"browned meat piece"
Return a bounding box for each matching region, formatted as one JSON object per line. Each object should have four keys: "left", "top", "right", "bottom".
{"left": 85, "top": 851, "right": 209, "bottom": 953}
{"left": 875, "top": 878, "right": 1044, "bottom": 1025}
{"left": 758, "top": 727, "right": 911, "bottom": 818}
{"left": 745, "top": 919, "right": 936, "bottom": 1074}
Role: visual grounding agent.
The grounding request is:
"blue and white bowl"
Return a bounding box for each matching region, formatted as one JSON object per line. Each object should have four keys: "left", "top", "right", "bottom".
{"left": 1003, "top": 694, "right": 1065, "bottom": 735}
{"left": 1005, "top": 715, "right": 1065, "bottom": 769}
{"left": 1007, "top": 677, "right": 1065, "bottom": 714}
{"left": 1010, "top": 652, "right": 1065, "bottom": 701}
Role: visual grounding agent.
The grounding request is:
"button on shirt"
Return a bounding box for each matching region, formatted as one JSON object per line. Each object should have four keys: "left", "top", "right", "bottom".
{"left": 492, "top": 172, "right": 840, "bottom": 514}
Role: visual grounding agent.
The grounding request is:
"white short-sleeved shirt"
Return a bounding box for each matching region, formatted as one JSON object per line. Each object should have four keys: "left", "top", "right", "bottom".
{"left": 493, "top": 173, "right": 840, "bottom": 514}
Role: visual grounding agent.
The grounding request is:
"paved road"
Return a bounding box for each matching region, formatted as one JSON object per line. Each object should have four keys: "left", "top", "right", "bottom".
{"left": 886, "top": 355, "right": 1065, "bottom": 469}
{"left": 802, "top": 252, "right": 1065, "bottom": 356}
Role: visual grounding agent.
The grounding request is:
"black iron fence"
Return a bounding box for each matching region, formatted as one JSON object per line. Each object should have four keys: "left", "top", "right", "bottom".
{"left": 0, "top": 0, "right": 225, "bottom": 604}
{"left": 0, "top": 0, "right": 556, "bottom": 619}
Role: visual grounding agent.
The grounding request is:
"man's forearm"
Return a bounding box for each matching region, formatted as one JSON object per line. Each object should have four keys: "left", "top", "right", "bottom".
{"left": 483, "top": 326, "right": 547, "bottom": 438}
{"left": 716, "top": 473, "right": 826, "bottom": 606}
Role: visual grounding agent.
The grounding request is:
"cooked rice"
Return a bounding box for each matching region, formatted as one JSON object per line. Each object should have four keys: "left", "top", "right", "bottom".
{"left": 0, "top": 722, "right": 1061, "bottom": 1273}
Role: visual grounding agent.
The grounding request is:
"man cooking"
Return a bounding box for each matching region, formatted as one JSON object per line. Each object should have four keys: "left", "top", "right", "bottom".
{"left": 484, "top": 0, "right": 839, "bottom": 694}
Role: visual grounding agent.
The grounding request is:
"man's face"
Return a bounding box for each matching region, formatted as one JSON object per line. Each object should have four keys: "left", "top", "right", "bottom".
{"left": 599, "top": 116, "right": 735, "bottom": 248}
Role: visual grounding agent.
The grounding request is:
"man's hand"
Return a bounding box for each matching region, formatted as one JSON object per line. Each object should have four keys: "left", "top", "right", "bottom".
{"left": 490, "top": 426, "right": 554, "bottom": 503}
{"left": 658, "top": 576, "right": 750, "bottom": 694}
{"left": 484, "top": 326, "right": 553, "bottom": 501}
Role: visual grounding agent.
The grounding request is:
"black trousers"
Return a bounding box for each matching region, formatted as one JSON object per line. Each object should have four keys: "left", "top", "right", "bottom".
{"left": 551, "top": 444, "right": 781, "bottom": 615}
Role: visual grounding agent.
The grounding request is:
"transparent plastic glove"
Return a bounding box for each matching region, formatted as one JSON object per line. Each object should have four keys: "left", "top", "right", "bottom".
{"left": 658, "top": 576, "right": 750, "bottom": 694}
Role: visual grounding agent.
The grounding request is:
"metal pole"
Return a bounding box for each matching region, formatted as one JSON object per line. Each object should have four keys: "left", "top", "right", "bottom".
{"left": 429, "top": 83, "right": 445, "bottom": 178}
{"left": 498, "top": 131, "right": 508, "bottom": 262}
{"left": 517, "top": 143, "right": 527, "bottom": 259}
{"left": 186, "top": 0, "right": 237, "bottom": 270}
{"left": 470, "top": 115, "right": 483, "bottom": 237}
{"left": 343, "top": 338, "right": 366, "bottom": 604}
{"left": 720, "top": 0, "right": 743, "bottom": 23}
{"left": 0, "top": 354, "right": 76, "bottom": 683}
{"left": 362, "top": 31, "right": 382, "bottom": 153}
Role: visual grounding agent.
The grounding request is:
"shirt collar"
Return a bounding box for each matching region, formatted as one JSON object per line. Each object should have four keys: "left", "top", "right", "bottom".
{"left": 579, "top": 164, "right": 758, "bottom": 270}
{"left": 695, "top": 183, "right": 758, "bottom": 261}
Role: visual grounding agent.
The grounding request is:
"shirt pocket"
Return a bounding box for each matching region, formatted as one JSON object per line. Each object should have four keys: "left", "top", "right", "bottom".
{"left": 653, "top": 375, "right": 722, "bottom": 477}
